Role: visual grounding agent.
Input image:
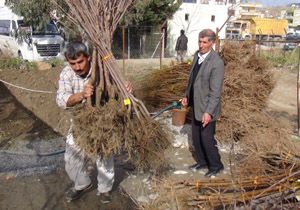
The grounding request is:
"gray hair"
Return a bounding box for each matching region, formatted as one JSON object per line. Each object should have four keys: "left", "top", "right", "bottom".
{"left": 64, "top": 41, "right": 89, "bottom": 60}
{"left": 199, "top": 29, "right": 216, "bottom": 42}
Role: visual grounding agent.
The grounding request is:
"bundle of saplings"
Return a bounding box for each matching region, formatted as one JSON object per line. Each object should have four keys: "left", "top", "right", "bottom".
{"left": 61, "top": 0, "right": 170, "bottom": 171}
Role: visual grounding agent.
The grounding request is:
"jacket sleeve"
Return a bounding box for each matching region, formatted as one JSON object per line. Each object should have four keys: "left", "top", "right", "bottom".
{"left": 205, "top": 59, "right": 224, "bottom": 116}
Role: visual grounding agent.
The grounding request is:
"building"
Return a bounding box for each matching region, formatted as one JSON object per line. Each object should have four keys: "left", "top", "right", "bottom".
{"left": 281, "top": 7, "right": 300, "bottom": 30}
{"left": 238, "top": 2, "right": 263, "bottom": 19}
{"left": 168, "top": 0, "right": 239, "bottom": 56}
{"left": 0, "top": 0, "right": 4, "bottom": 7}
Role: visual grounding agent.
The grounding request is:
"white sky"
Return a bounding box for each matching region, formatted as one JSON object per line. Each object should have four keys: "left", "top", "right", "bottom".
{"left": 258, "top": 0, "right": 300, "bottom": 6}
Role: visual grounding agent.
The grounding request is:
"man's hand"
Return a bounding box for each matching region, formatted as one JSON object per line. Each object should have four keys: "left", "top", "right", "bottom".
{"left": 125, "top": 81, "right": 133, "bottom": 94}
{"left": 82, "top": 84, "right": 94, "bottom": 99}
{"left": 202, "top": 113, "right": 212, "bottom": 127}
{"left": 181, "top": 97, "right": 188, "bottom": 107}
{"left": 66, "top": 84, "right": 93, "bottom": 107}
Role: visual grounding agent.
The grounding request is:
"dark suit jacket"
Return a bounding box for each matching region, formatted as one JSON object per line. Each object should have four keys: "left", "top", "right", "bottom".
{"left": 175, "top": 34, "right": 188, "bottom": 51}
{"left": 185, "top": 50, "right": 224, "bottom": 121}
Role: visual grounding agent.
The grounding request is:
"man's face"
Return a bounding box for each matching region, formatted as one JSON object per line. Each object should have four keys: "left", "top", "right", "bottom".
{"left": 198, "top": 37, "right": 214, "bottom": 54}
{"left": 67, "top": 54, "right": 90, "bottom": 76}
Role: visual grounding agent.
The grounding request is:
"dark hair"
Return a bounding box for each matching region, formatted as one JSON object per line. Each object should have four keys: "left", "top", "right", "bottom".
{"left": 64, "top": 41, "right": 89, "bottom": 60}
{"left": 180, "top": 29, "right": 185, "bottom": 35}
{"left": 199, "top": 29, "right": 216, "bottom": 42}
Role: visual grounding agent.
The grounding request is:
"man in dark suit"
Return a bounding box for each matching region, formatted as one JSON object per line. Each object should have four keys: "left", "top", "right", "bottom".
{"left": 181, "top": 29, "right": 224, "bottom": 177}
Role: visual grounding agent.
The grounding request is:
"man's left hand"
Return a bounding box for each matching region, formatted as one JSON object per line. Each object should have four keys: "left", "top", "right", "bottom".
{"left": 202, "top": 113, "right": 212, "bottom": 127}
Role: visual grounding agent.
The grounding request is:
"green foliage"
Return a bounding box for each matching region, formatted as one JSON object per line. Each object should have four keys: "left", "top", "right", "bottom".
{"left": 286, "top": 47, "right": 299, "bottom": 66}
{"left": 5, "top": 0, "right": 180, "bottom": 42}
{"left": 46, "top": 58, "right": 65, "bottom": 68}
{"left": 5, "top": 0, "right": 51, "bottom": 30}
{"left": 24, "top": 60, "right": 36, "bottom": 70}
{"left": 5, "top": 0, "right": 69, "bottom": 31}
{"left": 262, "top": 53, "right": 287, "bottom": 67}
{"left": 0, "top": 57, "right": 36, "bottom": 70}
{"left": 0, "top": 57, "right": 21, "bottom": 69}
{"left": 124, "top": 0, "right": 181, "bottom": 26}
{"left": 261, "top": 48, "right": 299, "bottom": 71}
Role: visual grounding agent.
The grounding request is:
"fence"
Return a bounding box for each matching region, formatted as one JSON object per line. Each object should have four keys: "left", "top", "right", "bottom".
{"left": 112, "top": 25, "right": 169, "bottom": 60}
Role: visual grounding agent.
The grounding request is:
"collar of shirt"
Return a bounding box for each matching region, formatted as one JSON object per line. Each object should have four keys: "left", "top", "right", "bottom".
{"left": 198, "top": 50, "right": 211, "bottom": 65}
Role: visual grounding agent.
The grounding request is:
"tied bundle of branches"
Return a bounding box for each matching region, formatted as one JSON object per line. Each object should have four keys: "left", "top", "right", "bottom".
{"left": 135, "top": 62, "right": 190, "bottom": 110}
{"left": 58, "top": 0, "right": 170, "bottom": 170}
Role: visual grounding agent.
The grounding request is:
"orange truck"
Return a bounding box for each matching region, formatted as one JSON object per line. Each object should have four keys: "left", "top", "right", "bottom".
{"left": 226, "top": 18, "right": 288, "bottom": 40}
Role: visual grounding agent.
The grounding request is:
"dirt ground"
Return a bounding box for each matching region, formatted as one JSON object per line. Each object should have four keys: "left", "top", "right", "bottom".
{"left": 267, "top": 68, "right": 298, "bottom": 131}
{"left": 0, "top": 58, "right": 299, "bottom": 209}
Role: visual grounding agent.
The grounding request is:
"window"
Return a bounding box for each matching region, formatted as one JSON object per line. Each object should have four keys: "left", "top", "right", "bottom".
{"left": 228, "top": 9, "right": 235, "bottom": 16}
{"left": 185, "top": 13, "right": 189, "bottom": 21}
{"left": 200, "top": 0, "right": 209, "bottom": 4}
{"left": 211, "top": 15, "right": 215, "bottom": 22}
{"left": 241, "top": 23, "right": 247, "bottom": 30}
{"left": 183, "top": 0, "right": 197, "bottom": 3}
{"left": 12, "top": 21, "right": 17, "bottom": 30}
{"left": 0, "top": 20, "right": 10, "bottom": 28}
{"left": 0, "top": 20, "right": 10, "bottom": 36}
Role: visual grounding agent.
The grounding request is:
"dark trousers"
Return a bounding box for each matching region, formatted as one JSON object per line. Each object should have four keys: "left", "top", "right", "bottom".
{"left": 191, "top": 114, "right": 223, "bottom": 170}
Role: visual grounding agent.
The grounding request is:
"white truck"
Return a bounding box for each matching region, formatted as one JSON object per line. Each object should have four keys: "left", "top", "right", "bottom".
{"left": 0, "top": 5, "right": 64, "bottom": 61}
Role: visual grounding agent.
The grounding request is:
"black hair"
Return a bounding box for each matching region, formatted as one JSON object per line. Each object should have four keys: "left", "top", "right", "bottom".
{"left": 64, "top": 41, "right": 89, "bottom": 60}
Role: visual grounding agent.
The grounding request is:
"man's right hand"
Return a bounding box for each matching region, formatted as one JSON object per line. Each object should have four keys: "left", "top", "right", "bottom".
{"left": 66, "top": 85, "right": 94, "bottom": 107}
{"left": 181, "top": 97, "right": 188, "bottom": 107}
{"left": 82, "top": 84, "right": 94, "bottom": 99}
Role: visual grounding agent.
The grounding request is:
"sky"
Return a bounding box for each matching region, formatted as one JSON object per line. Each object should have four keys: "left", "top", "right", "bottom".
{"left": 257, "top": 0, "right": 300, "bottom": 6}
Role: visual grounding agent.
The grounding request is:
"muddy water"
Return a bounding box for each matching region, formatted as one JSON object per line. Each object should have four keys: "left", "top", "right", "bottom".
{"left": 0, "top": 82, "right": 137, "bottom": 210}
{"left": 0, "top": 169, "right": 136, "bottom": 210}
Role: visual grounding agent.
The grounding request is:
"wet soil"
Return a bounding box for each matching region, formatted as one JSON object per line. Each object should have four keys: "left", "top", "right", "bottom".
{"left": 0, "top": 82, "right": 60, "bottom": 148}
{"left": 0, "top": 169, "right": 136, "bottom": 210}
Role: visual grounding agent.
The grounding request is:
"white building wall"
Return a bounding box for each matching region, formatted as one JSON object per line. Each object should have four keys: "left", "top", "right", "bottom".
{"left": 294, "top": 9, "right": 300, "bottom": 27}
{"left": 168, "top": 1, "right": 235, "bottom": 56}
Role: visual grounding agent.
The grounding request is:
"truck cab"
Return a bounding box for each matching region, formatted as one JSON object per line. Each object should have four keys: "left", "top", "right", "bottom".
{"left": 0, "top": 5, "right": 64, "bottom": 61}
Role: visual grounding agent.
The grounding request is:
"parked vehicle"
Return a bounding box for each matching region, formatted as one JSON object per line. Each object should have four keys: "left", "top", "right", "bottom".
{"left": 0, "top": 5, "right": 64, "bottom": 61}
{"left": 226, "top": 18, "right": 288, "bottom": 40}
{"left": 285, "top": 32, "right": 300, "bottom": 41}
{"left": 283, "top": 43, "right": 297, "bottom": 51}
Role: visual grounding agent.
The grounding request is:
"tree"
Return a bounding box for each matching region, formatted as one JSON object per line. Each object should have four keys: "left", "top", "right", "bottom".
{"left": 124, "top": 0, "right": 180, "bottom": 26}
{"left": 5, "top": 0, "right": 69, "bottom": 29}
{"left": 120, "top": 0, "right": 181, "bottom": 57}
